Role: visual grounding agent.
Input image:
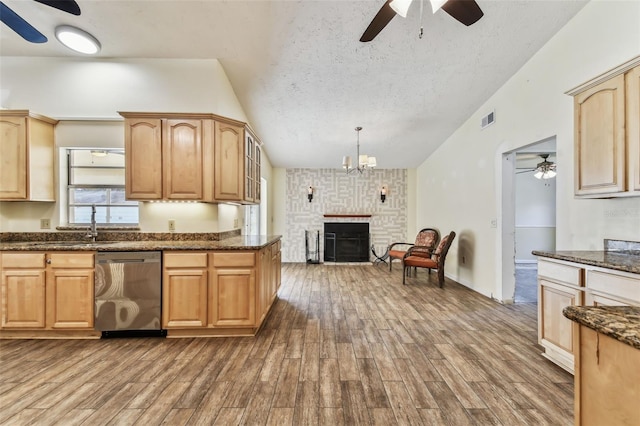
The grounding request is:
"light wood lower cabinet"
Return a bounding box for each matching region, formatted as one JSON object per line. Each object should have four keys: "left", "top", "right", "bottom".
{"left": 162, "top": 241, "right": 281, "bottom": 337}
{"left": 537, "top": 258, "right": 584, "bottom": 373}
{"left": 574, "top": 326, "right": 640, "bottom": 426}
{"left": 585, "top": 268, "right": 640, "bottom": 307}
{"left": 0, "top": 252, "right": 96, "bottom": 337}
{"left": 162, "top": 252, "right": 208, "bottom": 328}
{"left": 210, "top": 267, "right": 255, "bottom": 326}
{"left": 537, "top": 256, "right": 640, "bottom": 375}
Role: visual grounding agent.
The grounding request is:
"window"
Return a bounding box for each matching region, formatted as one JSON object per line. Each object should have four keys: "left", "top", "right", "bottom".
{"left": 67, "top": 149, "right": 138, "bottom": 225}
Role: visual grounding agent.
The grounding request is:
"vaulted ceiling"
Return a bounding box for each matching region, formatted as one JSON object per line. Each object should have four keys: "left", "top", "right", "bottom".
{"left": 0, "top": 0, "right": 587, "bottom": 168}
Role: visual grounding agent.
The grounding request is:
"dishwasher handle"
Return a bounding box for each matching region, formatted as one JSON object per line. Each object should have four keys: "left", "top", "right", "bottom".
{"left": 98, "top": 258, "right": 150, "bottom": 264}
{"left": 96, "top": 251, "right": 161, "bottom": 264}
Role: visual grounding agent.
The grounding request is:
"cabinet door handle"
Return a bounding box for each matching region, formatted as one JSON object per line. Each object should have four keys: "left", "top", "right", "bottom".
{"left": 46, "top": 258, "right": 52, "bottom": 264}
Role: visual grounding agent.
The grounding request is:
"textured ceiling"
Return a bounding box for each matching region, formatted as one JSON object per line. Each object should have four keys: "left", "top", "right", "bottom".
{"left": 0, "top": 0, "right": 587, "bottom": 168}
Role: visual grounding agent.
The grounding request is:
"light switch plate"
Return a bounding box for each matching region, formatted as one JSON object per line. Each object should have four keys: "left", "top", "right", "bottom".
{"left": 40, "top": 219, "right": 51, "bottom": 229}
{"left": 168, "top": 219, "right": 176, "bottom": 231}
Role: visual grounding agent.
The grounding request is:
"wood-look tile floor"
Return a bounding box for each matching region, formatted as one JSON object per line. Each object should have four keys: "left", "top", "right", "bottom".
{"left": 0, "top": 264, "right": 573, "bottom": 425}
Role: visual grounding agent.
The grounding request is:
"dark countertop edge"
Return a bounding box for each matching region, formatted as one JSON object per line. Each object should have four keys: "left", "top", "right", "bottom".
{"left": 533, "top": 250, "right": 640, "bottom": 275}
{"left": 0, "top": 235, "right": 282, "bottom": 252}
{"left": 563, "top": 306, "right": 640, "bottom": 350}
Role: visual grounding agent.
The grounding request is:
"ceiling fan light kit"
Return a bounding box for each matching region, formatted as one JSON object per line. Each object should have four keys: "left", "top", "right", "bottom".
{"left": 55, "top": 25, "right": 100, "bottom": 54}
{"left": 0, "top": 0, "right": 85, "bottom": 46}
{"left": 361, "top": 0, "right": 483, "bottom": 42}
{"left": 532, "top": 154, "right": 557, "bottom": 180}
{"left": 343, "top": 127, "right": 377, "bottom": 174}
{"left": 389, "top": 0, "right": 412, "bottom": 18}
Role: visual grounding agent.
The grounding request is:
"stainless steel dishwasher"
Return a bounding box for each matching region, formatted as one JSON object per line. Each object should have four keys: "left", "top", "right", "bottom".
{"left": 95, "top": 251, "right": 165, "bottom": 337}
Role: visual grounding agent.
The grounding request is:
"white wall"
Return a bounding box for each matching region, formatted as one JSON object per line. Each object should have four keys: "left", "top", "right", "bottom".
{"left": 0, "top": 58, "right": 259, "bottom": 233}
{"left": 515, "top": 171, "right": 556, "bottom": 262}
{"left": 415, "top": 1, "right": 640, "bottom": 300}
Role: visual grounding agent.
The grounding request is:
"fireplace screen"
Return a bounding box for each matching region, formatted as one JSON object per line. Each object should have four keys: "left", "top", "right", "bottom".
{"left": 324, "top": 222, "right": 370, "bottom": 262}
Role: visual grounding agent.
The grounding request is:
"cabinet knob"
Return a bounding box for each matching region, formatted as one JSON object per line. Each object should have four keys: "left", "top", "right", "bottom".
{"left": 46, "top": 258, "right": 52, "bottom": 264}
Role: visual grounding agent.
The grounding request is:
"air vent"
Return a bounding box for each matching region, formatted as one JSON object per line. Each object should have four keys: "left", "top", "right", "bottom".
{"left": 481, "top": 111, "right": 495, "bottom": 129}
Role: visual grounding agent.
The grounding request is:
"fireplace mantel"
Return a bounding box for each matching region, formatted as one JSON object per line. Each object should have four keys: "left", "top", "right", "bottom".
{"left": 323, "top": 214, "right": 372, "bottom": 218}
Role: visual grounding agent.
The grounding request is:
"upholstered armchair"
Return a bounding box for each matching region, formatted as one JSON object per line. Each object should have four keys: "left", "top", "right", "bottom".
{"left": 402, "top": 231, "right": 456, "bottom": 287}
{"left": 387, "top": 228, "right": 440, "bottom": 271}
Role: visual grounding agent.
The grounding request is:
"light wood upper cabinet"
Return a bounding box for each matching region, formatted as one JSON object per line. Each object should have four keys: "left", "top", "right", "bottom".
{"left": 0, "top": 252, "right": 94, "bottom": 330}
{"left": 0, "top": 110, "right": 58, "bottom": 201}
{"left": 121, "top": 112, "right": 260, "bottom": 204}
{"left": 163, "top": 119, "right": 203, "bottom": 200}
{"left": 574, "top": 74, "right": 626, "bottom": 195}
{"left": 120, "top": 113, "right": 213, "bottom": 202}
{"left": 569, "top": 59, "right": 640, "bottom": 197}
{"left": 124, "top": 117, "right": 163, "bottom": 200}
{"left": 627, "top": 65, "right": 640, "bottom": 192}
{"left": 214, "top": 120, "right": 262, "bottom": 204}
{"left": 214, "top": 120, "right": 244, "bottom": 201}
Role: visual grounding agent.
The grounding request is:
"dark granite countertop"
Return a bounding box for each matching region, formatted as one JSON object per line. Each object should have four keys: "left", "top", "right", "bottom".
{"left": 0, "top": 235, "right": 281, "bottom": 252}
{"left": 533, "top": 250, "right": 640, "bottom": 275}
{"left": 563, "top": 306, "right": 640, "bottom": 350}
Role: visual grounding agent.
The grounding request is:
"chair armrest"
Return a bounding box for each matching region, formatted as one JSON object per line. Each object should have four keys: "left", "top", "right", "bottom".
{"left": 388, "top": 242, "right": 414, "bottom": 251}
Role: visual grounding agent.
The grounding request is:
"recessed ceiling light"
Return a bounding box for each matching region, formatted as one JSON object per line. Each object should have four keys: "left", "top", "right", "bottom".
{"left": 55, "top": 25, "right": 100, "bottom": 54}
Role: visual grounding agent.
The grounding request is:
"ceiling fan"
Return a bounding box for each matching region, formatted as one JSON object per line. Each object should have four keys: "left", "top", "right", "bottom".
{"left": 0, "top": 0, "right": 81, "bottom": 43}
{"left": 517, "top": 154, "right": 557, "bottom": 179}
{"left": 361, "top": 0, "right": 483, "bottom": 42}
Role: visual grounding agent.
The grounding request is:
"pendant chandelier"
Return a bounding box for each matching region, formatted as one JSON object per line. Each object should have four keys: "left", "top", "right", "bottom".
{"left": 343, "top": 126, "right": 377, "bottom": 174}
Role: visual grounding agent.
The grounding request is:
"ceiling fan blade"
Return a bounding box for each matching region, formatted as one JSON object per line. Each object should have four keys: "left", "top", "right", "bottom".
{"left": 34, "top": 0, "right": 81, "bottom": 16}
{"left": 360, "top": 0, "right": 397, "bottom": 42}
{"left": 441, "top": 0, "right": 483, "bottom": 26}
{"left": 0, "top": 1, "right": 47, "bottom": 43}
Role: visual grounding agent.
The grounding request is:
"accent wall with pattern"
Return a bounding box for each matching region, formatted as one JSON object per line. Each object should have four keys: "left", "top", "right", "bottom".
{"left": 285, "top": 169, "right": 408, "bottom": 262}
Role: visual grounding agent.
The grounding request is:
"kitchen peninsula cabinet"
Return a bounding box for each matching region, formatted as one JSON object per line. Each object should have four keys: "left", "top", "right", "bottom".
{"left": 162, "top": 252, "right": 208, "bottom": 328}
{"left": 0, "top": 252, "right": 97, "bottom": 338}
{"left": 0, "top": 110, "right": 58, "bottom": 201}
{"left": 162, "top": 239, "right": 281, "bottom": 337}
{"left": 569, "top": 59, "right": 640, "bottom": 197}
{"left": 574, "top": 326, "right": 639, "bottom": 426}
{"left": 210, "top": 252, "right": 256, "bottom": 327}
{"left": 214, "top": 119, "right": 262, "bottom": 204}
{"left": 121, "top": 113, "right": 213, "bottom": 201}
{"left": 563, "top": 306, "right": 640, "bottom": 426}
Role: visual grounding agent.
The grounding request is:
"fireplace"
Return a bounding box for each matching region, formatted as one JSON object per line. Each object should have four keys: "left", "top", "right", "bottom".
{"left": 324, "top": 222, "right": 370, "bottom": 262}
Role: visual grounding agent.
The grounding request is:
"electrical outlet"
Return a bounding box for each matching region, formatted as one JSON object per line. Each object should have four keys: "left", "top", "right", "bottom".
{"left": 234, "top": 218, "right": 239, "bottom": 228}
{"left": 490, "top": 219, "right": 497, "bottom": 228}
{"left": 40, "top": 219, "right": 51, "bottom": 229}
{"left": 168, "top": 219, "right": 176, "bottom": 231}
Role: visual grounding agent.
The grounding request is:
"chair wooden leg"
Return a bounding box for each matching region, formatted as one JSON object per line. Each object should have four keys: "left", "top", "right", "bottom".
{"left": 402, "top": 265, "right": 407, "bottom": 284}
{"left": 438, "top": 268, "right": 444, "bottom": 288}
{"left": 389, "top": 258, "right": 393, "bottom": 271}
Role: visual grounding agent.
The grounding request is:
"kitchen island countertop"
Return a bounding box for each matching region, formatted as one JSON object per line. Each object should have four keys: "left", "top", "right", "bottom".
{"left": 563, "top": 305, "right": 640, "bottom": 350}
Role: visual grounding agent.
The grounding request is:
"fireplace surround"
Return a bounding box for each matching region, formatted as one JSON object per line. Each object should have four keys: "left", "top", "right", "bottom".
{"left": 324, "top": 222, "right": 370, "bottom": 262}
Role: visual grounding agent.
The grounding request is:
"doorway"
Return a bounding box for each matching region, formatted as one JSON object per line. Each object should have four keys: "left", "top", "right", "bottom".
{"left": 501, "top": 137, "right": 557, "bottom": 304}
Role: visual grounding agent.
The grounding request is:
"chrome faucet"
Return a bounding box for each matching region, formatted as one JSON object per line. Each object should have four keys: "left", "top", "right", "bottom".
{"left": 86, "top": 204, "right": 98, "bottom": 242}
